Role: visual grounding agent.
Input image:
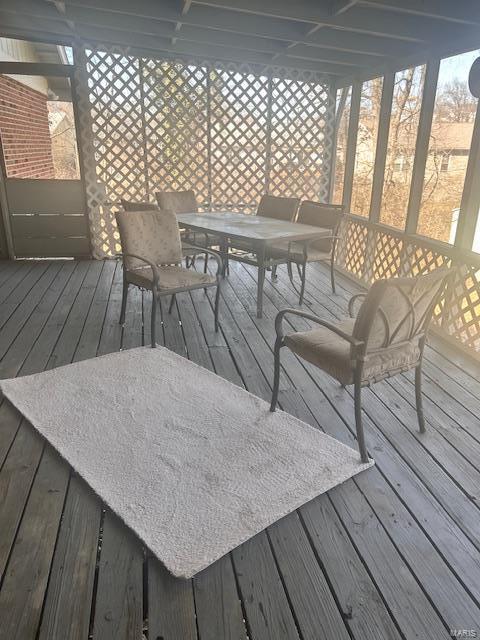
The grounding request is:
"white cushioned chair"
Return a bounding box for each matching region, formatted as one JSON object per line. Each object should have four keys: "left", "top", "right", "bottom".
{"left": 256, "top": 194, "right": 300, "bottom": 222}
{"left": 116, "top": 208, "right": 223, "bottom": 347}
{"left": 228, "top": 194, "right": 300, "bottom": 264}
{"left": 270, "top": 268, "right": 452, "bottom": 462}
{"left": 268, "top": 201, "right": 344, "bottom": 302}
{"left": 155, "top": 189, "right": 221, "bottom": 271}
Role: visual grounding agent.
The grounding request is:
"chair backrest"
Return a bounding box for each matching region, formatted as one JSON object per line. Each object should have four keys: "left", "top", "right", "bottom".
{"left": 297, "top": 201, "right": 344, "bottom": 252}
{"left": 257, "top": 195, "right": 300, "bottom": 222}
{"left": 353, "top": 268, "right": 452, "bottom": 354}
{"left": 155, "top": 190, "right": 198, "bottom": 214}
{"left": 116, "top": 209, "right": 182, "bottom": 271}
{"left": 297, "top": 201, "right": 343, "bottom": 229}
{"left": 121, "top": 199, "right": 159, "bottom": 212}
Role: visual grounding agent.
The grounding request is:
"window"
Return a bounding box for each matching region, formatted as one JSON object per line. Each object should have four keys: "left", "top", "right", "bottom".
{"left": 332, "top": 86, "right": 351, "bottom": 205}
{"left": 417, "top": 50, "right": 479, "bottom": 242}
{"left": 0, "top": 38, "right": 79, "bottom": 180}
{"left": 380, "top": 65, "right": 425, "bottom": 229}
{"left": 0, "top": 74, "right": 80, "bottom": 180}
{"left": 440, "top": 151, "right": 450, "bottom": 172}
{"left": 350, "top": 77, "right": 383, "bottom": 217}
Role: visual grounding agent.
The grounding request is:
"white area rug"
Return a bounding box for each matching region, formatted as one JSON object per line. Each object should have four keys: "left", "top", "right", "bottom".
{"left": 0, "top": 346, "right": 373, "bottom": 578}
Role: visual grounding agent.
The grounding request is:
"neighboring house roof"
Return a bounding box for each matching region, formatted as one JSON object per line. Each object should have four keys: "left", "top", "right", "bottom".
{"left": 359, "top": 116, "right": 474, "bottom": 153}
{"left": 429, "top": 121, "right": 473, "bottom": 151}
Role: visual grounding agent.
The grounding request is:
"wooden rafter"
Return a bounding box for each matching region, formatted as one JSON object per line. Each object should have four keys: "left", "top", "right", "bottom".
{"left": 0, "top": 0, "right": 477, "bottom": 79}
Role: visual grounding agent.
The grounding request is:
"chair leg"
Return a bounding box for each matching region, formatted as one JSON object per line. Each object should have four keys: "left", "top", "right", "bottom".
{"left": 354, "top": 374, "right": 369, "bottom": 463}
{"left": 151, "top": 289, "right": 157, "bottom": 348}
{"left": 214, "top": 284, "right": 221, "bottom": 332}
{"left": 287, "top": 260, "right": 294, "bottom": 284}
{"left": 299, "top": 262, "right": 307, "bottom": 305}
{"left": 270, "top": 337, "right": 283, "bottom": 412}
{"left": 119, "top": 275, "right": 128, "bottom": 325}
{"left": 271, "top": 265, "right": 278, "bottom": 281}
{"left": 204, "top": 252, "right": 209, "bottom": 273}
{"left": 168, "top": 294, "right": 176, "bottom": 314}
{"left": 330, "top": 255, "right": 336, "bottom": 294}
{"left": 415, "top": 365, "right": 426, "bottom": 433}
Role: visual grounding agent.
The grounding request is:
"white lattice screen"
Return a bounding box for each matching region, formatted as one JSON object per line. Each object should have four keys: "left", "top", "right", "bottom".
{"left": 74, "top": 45, "right": 334, "bottom": 257}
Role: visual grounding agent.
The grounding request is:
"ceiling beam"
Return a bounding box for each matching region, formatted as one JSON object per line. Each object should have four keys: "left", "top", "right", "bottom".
{"left": 194, "top": 0, "right": 477, "bottom": 42}
{"left": 2, "top": 0, "right": 477, "bottom": 75}
{"left": 359, "top": 0, "right": 480, "bottom": 26}
{"left": 335, "top": 31, "right": 480, "bottom": 88}
{"left": 1, "top": 0, "right": 417, "bottom": 59}
{"left": 62, "top": 6, "right": 380, "bottom": 67}
{"left": 173, "top": 0, "right": 192, "bottom": 45}
{"left": 304, "top": 27, "right": 413, "bottom": 57}
{"left": 331, "top": 0, "right": 358, "bottom": 15}
{"left": 283, "top": 45, "right": 380, "bottom": 67}
{"left": 0, "top": 9, "right": 348, "bottom": 75}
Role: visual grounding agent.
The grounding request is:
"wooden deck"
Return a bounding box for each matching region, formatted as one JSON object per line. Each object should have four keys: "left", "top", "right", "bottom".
{"left": 0, "top": 257, "right": 479, "bottom": 640}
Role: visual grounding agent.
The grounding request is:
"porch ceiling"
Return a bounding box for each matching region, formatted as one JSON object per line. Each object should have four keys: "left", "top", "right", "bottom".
{"left": 1, "top": 0, "right": 480, "bottom": 80}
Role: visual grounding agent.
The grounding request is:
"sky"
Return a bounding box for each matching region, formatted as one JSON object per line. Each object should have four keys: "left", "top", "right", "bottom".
{"left": 438, "top": 49, "right": 480, "bottom": 89}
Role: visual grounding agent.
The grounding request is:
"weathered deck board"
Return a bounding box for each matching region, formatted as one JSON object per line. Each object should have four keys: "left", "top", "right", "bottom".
{"left": 0, "top": 258, "right": 479, "bottom": 640}
{"left": 218, "top": 262, "right": 471, "bottom": 637}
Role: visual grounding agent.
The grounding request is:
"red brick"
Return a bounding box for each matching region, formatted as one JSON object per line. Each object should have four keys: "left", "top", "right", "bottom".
{"left": 0, "top": 74, "right": 55, "bottom": 179}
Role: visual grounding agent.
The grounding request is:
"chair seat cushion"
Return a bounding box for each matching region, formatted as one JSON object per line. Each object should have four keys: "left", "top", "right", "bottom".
{"left": 284, "top": 318, "right": 421, "bottom": 385}
{"left": 127, "top": 265, "right": 216, "bottom": 291}
{"left": 267, "top": 240, "right": 331, "bottom": 263}
{"left": 183, "top": 231, "right": 222, "bottom": 247}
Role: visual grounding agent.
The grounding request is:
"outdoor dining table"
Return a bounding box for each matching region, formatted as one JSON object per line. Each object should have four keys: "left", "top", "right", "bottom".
{"left": 177, "top": 211, "right": 330, "bottom": 318}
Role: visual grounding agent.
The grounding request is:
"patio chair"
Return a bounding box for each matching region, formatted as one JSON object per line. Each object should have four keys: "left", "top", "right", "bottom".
{"left": 121, "top": 199, "right": 159, "bottom": 212}
{"left": 116, "top": 208, "right": 223, "bottom": 347}
{"left": 257, "top": 194, "right": 300, "bottom": 222}
{"left": 269, "top": 201, "right": 344, "bottom": 303}
{"left": 270, "top": 268, "right": 452, "bottom": 462}
{"left": 228, "top": 194, "right": 300, "bottom": 261}
{"left": 155, "top": 190, "right": 221, "bottom": 272}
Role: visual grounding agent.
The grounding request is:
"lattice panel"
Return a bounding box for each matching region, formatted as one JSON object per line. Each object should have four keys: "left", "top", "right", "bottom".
{"left": 269, "top": 71, "right": 332, "bottom": 203}
{"left": 402, "top": 242, "right": 450, "bottom": 277}
{"left": 74, "top": 45, "right": 119, "bottom": 258}
{"left": 142, "top": 59, "right": 209, "bottom": 207}
{"left": 77, "top": 44, "right": 335, "bottom": 256}
{"left": 445, "top": 264, "right": 480, "bottom": 351}
{"left": 210, "top": 64, "right": 269, "bottom": 213}
{"left": 334, "top": 215, "right": 480, "bottom": 355}
{"left": 336, "top": 217, "right": 368, "bottom": 278}
{"left": 372, "top": 229, "right": 403, "bottom": 281}
{"left": 86, "top": 49, "right": 147, "bottom": 204}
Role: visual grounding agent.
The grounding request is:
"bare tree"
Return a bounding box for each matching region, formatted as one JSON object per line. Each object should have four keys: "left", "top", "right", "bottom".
{"left": 436, "top": 78, "right": 477, "bottom": 123}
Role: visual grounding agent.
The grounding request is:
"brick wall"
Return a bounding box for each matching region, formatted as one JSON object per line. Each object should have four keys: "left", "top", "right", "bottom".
{"left": 0, "top": 74, "right": 55, "bottom": 179}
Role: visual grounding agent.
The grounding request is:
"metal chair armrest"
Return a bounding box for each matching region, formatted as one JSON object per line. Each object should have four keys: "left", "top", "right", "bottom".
{"left": 348, "top": 293, "right": 368, "bottom": 317}
{"left": 275, "top": 308, "right": 363, "bottom": 347}
{"left": 183, "top": 244, "right": 224, "bottom": 276}
{"left": 288, "top": 235, "right": 339, "bottom": 260}
{"left": 116, "top": 252, "right": 160, "bottom": 288}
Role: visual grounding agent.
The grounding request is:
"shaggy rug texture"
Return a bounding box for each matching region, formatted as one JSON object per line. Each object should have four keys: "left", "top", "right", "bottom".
{"left": 0, "top": 346, "right": 373, "bottom": 578}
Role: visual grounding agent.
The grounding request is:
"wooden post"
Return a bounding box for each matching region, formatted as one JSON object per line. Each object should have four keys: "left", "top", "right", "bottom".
{"left": 342, "top": 80, "right": 361, "bottom": 212}
{"left": 369, "top": 72, "right": 394, "bottom": 223}
{"left": 0, "top": 135, "right": 15, "bottom": 259}
{"left": 453, "top": 97, "right": 480, "bottom": 250}
{"left": 405, "top": 58, "right": 440, "bottom": 235}
{"left": 328, "top": 84, "right": 348, "bottom": 203}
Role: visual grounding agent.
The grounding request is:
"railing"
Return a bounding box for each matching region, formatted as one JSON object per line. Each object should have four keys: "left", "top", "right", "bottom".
{"left": 335, "top": 214, "right": 480, "bottom": 358}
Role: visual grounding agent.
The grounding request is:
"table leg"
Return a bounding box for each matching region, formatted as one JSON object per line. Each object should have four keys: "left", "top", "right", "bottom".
{"left": 220, "top": 236, "right": 228, "bottom": 277}
{"left": 257, "top": 243, "right": 266, "bottom": 318}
